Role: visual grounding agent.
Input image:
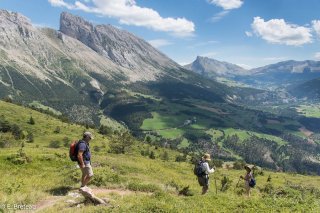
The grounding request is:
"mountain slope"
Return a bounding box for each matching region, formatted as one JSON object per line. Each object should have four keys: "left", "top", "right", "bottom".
{"left": 240, "top": 60, "right": 320, "bottom": 88}
{"left": 290, "top": 77, "right": 320, "bottom": 100}
{"left": 60, "top": 12, "right": 180, "bottom": 82}
{"left": 184, "top": 56, "right": 248, "bottom": 79}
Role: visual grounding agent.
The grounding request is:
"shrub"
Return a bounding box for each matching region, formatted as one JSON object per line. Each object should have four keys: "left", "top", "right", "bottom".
{"left": 99, "top": 125, "right": 112, "bottom": 135}
{"left": 0, "top": 139, "right": 10, "bottom": 148}
{"left": 178, "top": 186, "right": 194, "bottom": 196}
{"left": 28, "top": 116, "right": 35, "bottom": 125}
{"left": 0, "top": 116, "right": 11, "bottom": 132}
{"left": 26, "top": 132, "right": 34, "bottom": 143}
{"left": 149, "top": 151, "right": 156, "bottom": 159}
{"left": 212, "top": 159, "right": 223, "bottom": 168}
{"left": 94, "top": 146, "right": 101, "bottom": 152}
{"left": 262, "top": 183, "right": 274, "bottom": 194}
{"left": 221, "top": 175, "right": 232, "bottom": 192}
{"left": 109, "top": 131, "right": 135, "bottom": 154}
{"left": 63, "top": 137, "right": 70, "bottom": 147}
{"left": 233, "top": 160, "right": 246, "bottom": 170}
{"left": 11, "top": 124, "right": 24, "bottom": 140}
{"left": 161, "top": 151, "right": 169, "bottom": 161}
{"left": 175, "top": 154, "right": 186, "bottom": 162}
{"left": 53, "top": 126, "right": 61, "bottom": 134}
{"left": 49, "top": 140, "right": 61, "bottom": 148}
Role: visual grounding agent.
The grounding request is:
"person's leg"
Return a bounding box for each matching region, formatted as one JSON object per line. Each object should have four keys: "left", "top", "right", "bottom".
{"left": 83, "top": 176, "right": 91, "bottom": 186}
{"left": 245, "top": 182, "right": 250, "bottom": 196}
{"left": 202, "top": 185, "right": 209, "bottom": 194}
{"left": 82, "top": 164, "right": 94, "bottom": 186}
{"left": 81, "top": 171, "right": 87, "bottom": 187}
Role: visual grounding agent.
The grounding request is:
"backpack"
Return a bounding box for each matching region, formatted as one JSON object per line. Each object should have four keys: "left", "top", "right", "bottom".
{"left": 193, "top": 160, "right": 206, "bottom": 177}
{"left": 69, "top": 140, "right": 80, "bottom": 161}
{"left": 249, "top": 177, "right": 256, "bottom": 188}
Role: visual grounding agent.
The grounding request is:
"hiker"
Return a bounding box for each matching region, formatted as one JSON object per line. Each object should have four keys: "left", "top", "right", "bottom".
{"left": 197, "top": 153, "right": 215, "bottom": 195}
{"left": 240, "top": 165, "right": 253, "bottom": 196}
{"left": 78, "top": 131, "right": 94, "bottom": 189}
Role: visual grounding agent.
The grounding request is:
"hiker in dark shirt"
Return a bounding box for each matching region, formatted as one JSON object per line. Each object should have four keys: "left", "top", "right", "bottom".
{"left": 78, "top": 132, "right": 94, "bottom": 189}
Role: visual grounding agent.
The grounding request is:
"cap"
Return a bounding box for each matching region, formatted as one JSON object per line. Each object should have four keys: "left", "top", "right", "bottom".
{"left": 83, "top": 131, "right": 94, "bottom": 139}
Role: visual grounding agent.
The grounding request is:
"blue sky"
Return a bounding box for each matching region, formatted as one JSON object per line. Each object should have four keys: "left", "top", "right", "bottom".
{"left": 0, "top": 0, "right": 320, "bottom": 68}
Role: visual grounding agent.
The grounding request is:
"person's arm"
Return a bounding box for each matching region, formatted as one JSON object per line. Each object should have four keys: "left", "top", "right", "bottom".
{"left": 78, "top": 150, "right": 85, "bottom": 168}
{"left": 203, "top": 162, "right": 215, "bottom": 173}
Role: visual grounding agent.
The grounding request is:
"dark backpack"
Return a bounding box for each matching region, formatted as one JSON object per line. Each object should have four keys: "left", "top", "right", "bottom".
{"left": 193, "top": 160, "right": 206, "bottom": 177}
{"left": 249, "top": 177, "right": 256, "bottom": 188}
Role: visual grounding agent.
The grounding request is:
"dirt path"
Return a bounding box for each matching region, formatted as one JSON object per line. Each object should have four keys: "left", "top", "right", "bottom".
{"left": 299, "top": 126, "right": 313, "bottom": 137}
{"left": 194, "top": 104, "right": 229, "bottom": 115}
{"left": 28, "top": 188, "right": 148, "bottom": 212}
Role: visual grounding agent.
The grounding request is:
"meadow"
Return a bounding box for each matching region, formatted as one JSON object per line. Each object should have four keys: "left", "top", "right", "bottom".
{"left": 1, "top": 101, "right": 320, "bottom": 212}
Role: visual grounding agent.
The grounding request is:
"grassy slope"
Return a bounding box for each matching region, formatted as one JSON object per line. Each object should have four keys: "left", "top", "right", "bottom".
{"left": 296, "top": 104, "right": 320, "bottom": 118}
{"left": 1, "top": 101, "right": 320, "bottom": 212}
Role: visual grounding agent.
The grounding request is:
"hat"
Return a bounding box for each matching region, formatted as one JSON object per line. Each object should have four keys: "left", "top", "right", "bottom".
{"left": 83, "top": 131, "right": 94, "bottom": 139}
{"left": 244, "top": 165, "right": 252, "bottom": 171}
{"left": 202, "top": 153, "right": 211, "bottom": 161}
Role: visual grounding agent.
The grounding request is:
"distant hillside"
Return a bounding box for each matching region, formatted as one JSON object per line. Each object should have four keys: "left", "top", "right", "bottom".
{"left": 239, "top": 60, "right": 320, "bottom": 89}
{"left": 289, "top": 77, "right": 320, "bottom": 100}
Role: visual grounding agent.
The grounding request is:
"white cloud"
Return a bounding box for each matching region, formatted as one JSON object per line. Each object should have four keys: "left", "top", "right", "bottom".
{"left": 148, "top": 39, "right": 172, "bottom": 48}
{"left": 210, "top": 10, "right": 229, "bottom": 22}
{"left": 208, "top": 0, "right": 243, "bottom": 10}
{"left": 48, "top": 0, "right": 195, "bottom": 37}
{"left": 48, "top": 0, "right": 76, "bottom": 9}
{"left": 251, "top": 17, "right": 312, "bottom": 46}
{"left": 245, "top": 31, "right": 252, "bottom": 37}
{"left": 312, "top": 20, "right": 320, "bottom": 38}
{"left": 315, "top": 52, "right": 320, "bottom": 60}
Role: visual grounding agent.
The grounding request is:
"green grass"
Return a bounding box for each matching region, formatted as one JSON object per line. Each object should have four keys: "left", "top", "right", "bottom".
{"left": 296, "top": 104, "right": 320, "bottom": 118}
{"left": 29, "top": 101, "right": 62, "bottom": 116}
{"left": 1, "top": 101, "right": 320, "bottom": 212}
{"left": 222, "top": 128, "right": 287, "bottom": 146}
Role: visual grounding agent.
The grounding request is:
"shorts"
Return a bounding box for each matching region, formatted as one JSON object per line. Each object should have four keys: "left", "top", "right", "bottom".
{"left": 81, "top": 164, "right": 94, "bottom": 177}
{"left": 198, "top": 176, "right": 209, "bottom": 187}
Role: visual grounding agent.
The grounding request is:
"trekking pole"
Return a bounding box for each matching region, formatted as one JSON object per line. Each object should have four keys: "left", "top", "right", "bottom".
{"left": 214, "top": 178, "right": 218, "bottom": 195}
{"left": 234, "top": 177, "right": 241, "bottom": 192}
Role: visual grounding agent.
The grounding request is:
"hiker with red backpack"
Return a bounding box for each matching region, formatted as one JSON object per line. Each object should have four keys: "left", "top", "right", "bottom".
{"left": 194, "top": 153, "right": 215, "bottom": 195}
{"left": 70, "top": 132, "right": 94, "bottom": 189}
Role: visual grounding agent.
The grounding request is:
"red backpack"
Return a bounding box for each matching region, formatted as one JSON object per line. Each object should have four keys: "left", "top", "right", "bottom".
{"left": 69, "top": 140, "right": 79, "bottom": 161}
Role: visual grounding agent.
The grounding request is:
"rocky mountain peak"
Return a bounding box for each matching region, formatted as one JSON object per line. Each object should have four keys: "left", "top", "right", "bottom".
{"left": 0, "top": 9, "right": 35, "bottom": 38}
{"left": 59, "top": 12, "right": 179, "bottom": 77}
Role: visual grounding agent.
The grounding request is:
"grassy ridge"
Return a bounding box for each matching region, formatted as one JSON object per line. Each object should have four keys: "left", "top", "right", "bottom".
{"left": 1, "top": 101, "right": 320, "bottom": 212}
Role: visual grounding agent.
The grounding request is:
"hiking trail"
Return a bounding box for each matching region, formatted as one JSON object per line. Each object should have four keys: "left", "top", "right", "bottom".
{"left": 21, "top": 188, "right": 150, "bottom": 212}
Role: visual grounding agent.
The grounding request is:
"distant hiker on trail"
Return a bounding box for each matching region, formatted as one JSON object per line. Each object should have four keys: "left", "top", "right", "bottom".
{"left": 77, "top": 131, "right": 94, "bottom": 189}
{"left": 195, "top": 153, "right": 215, "bottom": 195}
{"left": 240, "top": 165, "right": 255, "bottom": 197}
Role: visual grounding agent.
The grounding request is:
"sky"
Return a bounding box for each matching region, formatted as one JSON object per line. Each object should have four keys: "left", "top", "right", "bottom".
{"left": 0, "top": 0, "right": 320, "bottom": 69}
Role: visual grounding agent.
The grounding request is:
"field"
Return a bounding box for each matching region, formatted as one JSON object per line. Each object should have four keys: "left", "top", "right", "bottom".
{"left": 1, "top": 101, "right": 320, "bottom": 212}
{"left": 296, "top": 104, "right": 320, "bottom": 118}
